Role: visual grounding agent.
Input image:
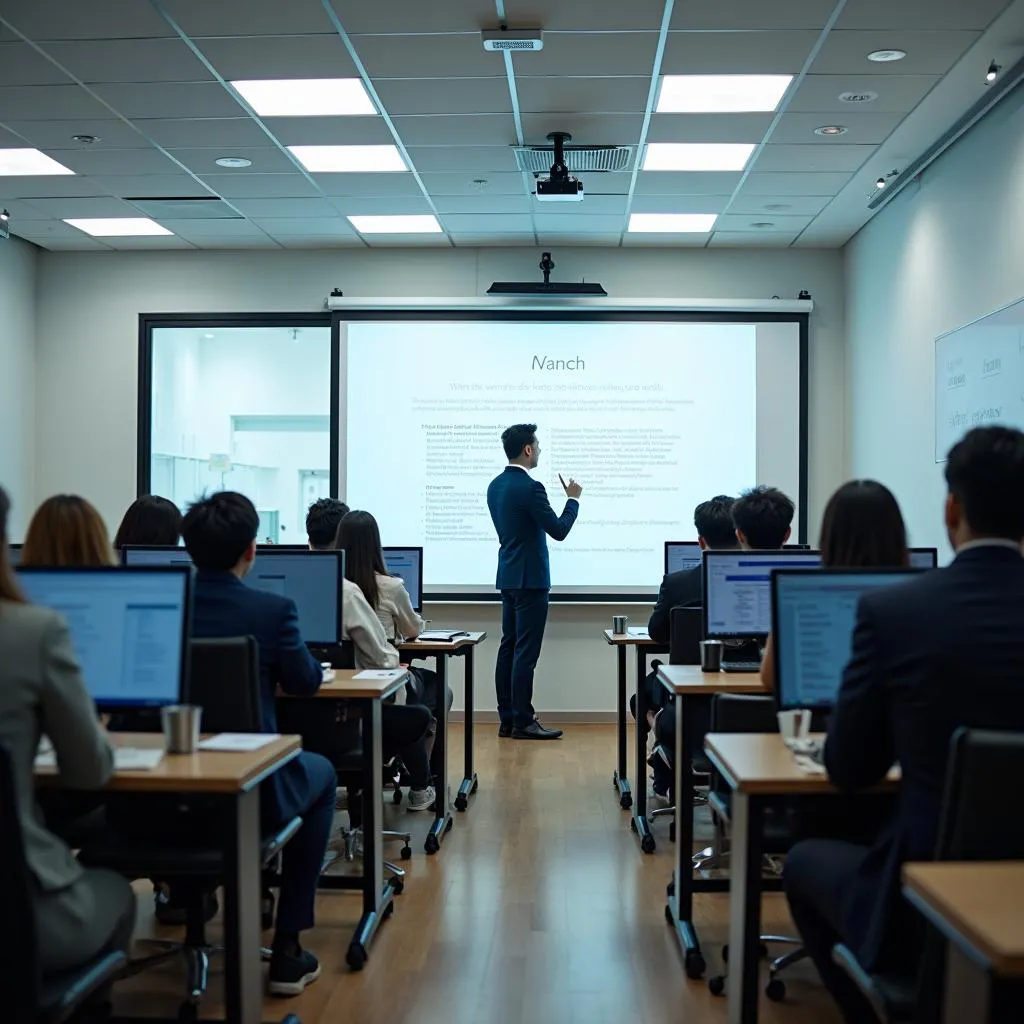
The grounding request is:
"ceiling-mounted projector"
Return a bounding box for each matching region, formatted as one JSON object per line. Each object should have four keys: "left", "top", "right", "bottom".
{"left": 535, "top": 131, "right": 583, "bottom": 202}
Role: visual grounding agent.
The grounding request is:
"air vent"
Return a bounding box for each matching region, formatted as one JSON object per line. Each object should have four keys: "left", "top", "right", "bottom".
{"left": 126, "top": 196, "right": 241, "bottom": 220}
{"left": 512, "top": 145, "right": 633, "bottom": 174}
{"left": 838, "top": 91, "right": 878, "bottom": 104}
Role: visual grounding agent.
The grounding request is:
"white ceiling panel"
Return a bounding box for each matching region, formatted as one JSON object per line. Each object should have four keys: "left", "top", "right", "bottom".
{"left": 419, "top": 171, "right": 526, "bottom": 195}
{"left": 91, "top": 82, "right": 244, "bottom": 119}
{"left": 441, "top": 213, "right": 535, "bottom": 233}
{"left": 548, "top": 193, "right": 629, "bottom": 214}
{"left": 814, "top": 31, "right": 981, "bottom": 75}
{"left": 195, "top": 35, "right": 359, "bottom": 80}
{"left": 513, "top": 33, "right": 659, "bottom": 77}
{"left": 0, "top": 85, "right": 113, "bottom": 120}
{"left": 713, "top": 212, "right": 814, "bottom": 232}
{"left": 42, "top": 38, "right": 214, "bottom": 83}
{"left": 158, "top": 217, "right": 269, "bottom": 239}
{"left": 629, "top": 194, "right": 730, "bottom": 214}
{"left": 0, "top": 124, "right": 27, "bottom": 146}
{"left": 622, "top": 232, "right": 709, "bottom": 246}
{"left": 88, "top": 174, "right": 218, "bottom": 197}
{"left": 48, "top": 146, "right": 183, "bottom": 176}
{"left": 227, "top": 196, "right": 342, "bottom": 218}
{"left": 708, "top": 230, "right": 801, "bottom": 246}
{"left": 275, "top": 235, "right": 364, "bottom": 247}
{"left": 661, "top": 31, "right": 820, "bottom": 74}
{"left": 755, "top": 143, "right": 875, "bottom": 172}
{"left": 333, "top": 0, "right": 497, "bottom": 34}
{"left": 450, "top": 233, "right": 535, "bottom": 246}
{"left": 742, "top": 171, "right": 853, "bottom": 195}
{"left": 13, "top": 222, "right": 113, "bottom": 248}
{"left": 310, "top": 172, "right": 425, "bottom": 197}
{"left": 533, "top": 213, "right": 626, "bottom": 232}
{"left": 0, "top": 42, "right": 73, "bottom": 86}
{"left": 647, "top": 113, "right": 774, "bottom": 144}
{"left": 836, "top": 0, "right": 1012, "bottom": 31}
{"left": 103, "top": 235, "right": 198, "bottom": 249}
{"left": 325, "top": 196, "right": 434, "bottom": 215}
{"left": 633, "top": 171, "right": 744, "bottom": 195}
{"left": 1, "top": 118, "right": 151, "bottom": 149}
{"left": 538, "top": 232, "right": 624, "bottom": 245}
{"left": 362, "top": 233, "right": 454, "bottom": 246}
{"left": 788, "top": 74, "right": 940, "bottom": 113}
{"left": 514, "top": 0, "right": 668, "bottom": 31}
{"left": 255, "top": 116, "right": 392, "bottom": 146}
{"left": 669, "top": 0, "right": 837, "bottom": 30}
{"left": 0, "top": 197, "right": 59, "bottom": 219}
{"left": 432, "top": 193, "right": 534, "bottom": 214}
{"left": 253, "top": 216, "right": 359, "bottom": 236}
{"left": 19, "top": 195, "right": 143, "bottom": 218}
{"left": 159, "top": 0, "right": 335, "bottom": 36}
{"left": 0, "top": 176, "right": 118, "bottom": 199}
{"left": 520, "top": 113, "right": 644, "bottom": 146}
{"left": 390, "top": 114, "right": 515, "bottom": 147}
{"left": 197, "top": 172, "right": 320, "bottom": 198}
{"left": 0, "top": 0, "right": 175, "bottom": 40}
{"left": 139, "top": 118, "right": 278, "bottom": 148}
{"left": 728, "top": 193, "right": 832, "bottom": 216}
{"left": 352, "top": 34, "right": 504, "bottom": 79}
{"left": 168, "top": 146, "right": 299, "bottom": 174}
{"left": 405, "top": 146, "right": 521, "bottom": 173}
{"left": 515, "top": 77, "right": 650, "bottom": 115}
{"left": 772, "top": 110, "right": 903, "bottom": 144}
{"left": 373, "top": 78, "right": 512, "bottom": 117}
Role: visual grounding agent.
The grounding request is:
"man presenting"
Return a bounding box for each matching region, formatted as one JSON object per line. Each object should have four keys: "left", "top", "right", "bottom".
{"left": 487, "top": 424, "right": 582, "bottom": 740}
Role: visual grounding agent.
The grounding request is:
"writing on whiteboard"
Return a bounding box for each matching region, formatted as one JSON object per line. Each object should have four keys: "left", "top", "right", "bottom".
{"left": 982, "top": 357, "right": 1003, "bottom": 377}
{"left": 972, "top": 406, "right": 1003, "bottom": 425}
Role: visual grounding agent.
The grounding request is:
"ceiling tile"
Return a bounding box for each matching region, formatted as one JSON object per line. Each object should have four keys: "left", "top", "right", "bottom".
{"left": 515, "top": 77, "right": 650, "bottom": 115}
{"left": 670, "top": 0, "right": 837, "bottom": 30}
{"left": 537, "top": 232, "right": 622, "bottom": 245}
{"left": 0, "top": 42, "right": 73, "bottom": 86}
{"left": 520, "top": 113, "right": 644, "bottom": 146}
{"left": 450, "top": 233, "right": 535, "bottom": 246}
{"left": 335, "top": 0, "right": 497, "bottom": 33}
{"left": 420, "top": 170, "right": 526, "bottom": 195}
{"left": 227, "top": 197, "right": 340, "bottom": 218}
{"left": 263, "top": 116, "right": 394, "bottom": 146}
{"left": 91, "top": 82, "right": 244, "bottom": 119}
{"left": 727, "top": 193, "right": 831, "bottom": 216}
{"left": 139, "top": 118, "right": 277, "bottom": 148}
{"left": 814, "top": 31, "right": 981, "bottom": 76}
{"left": 713, "top": 213, "right": 813, "bottom": 232}
{"left": 168, "top": 146, "right": 299, "bottom": 174}
{"left": 104, "top": 235, "right": 197, "bottom": 249}
{"left": 661, "top": 31, "right": 819, "bottom": 74}
{"left": 198, "top": 172, "right": 320, "bottom": 198}
{"left": 633, "top": 171, "right": 743, "bottom": 195}
{"left": 708, "top": 230, "right": 799, "bottom": 246}
{"left": 42, "top": 39, "right": 214, "bottom": 83}
{"left": 553, "top": 194, "right": 628, "bottom": 214}
{"left": 1, "top": 119, "right": 150, "bottom": 149}
{"left": 772, "top": 110, "right": 903, "bottom": 144}
{"left": 513, "top": 32, "right": 659, "bottom": 77}
{"left": 788, "top": 74, "right": 939, "bottom": 113}
{"left": 742, "top": 171, "right": 853, "bottom": 195}
{"left": 0, "top": 0, "right": 175, "bottom": 40}
{"left": 19, "top": 195, "right": 142, "bottom": 218}
{"left": 622, "top": 232, "right": 709, "bottom": 246}
{"left": 647, "top": 112, "right": 773, "bottom": 144}
{"left": 391, "top": 114, "right": 515, "bottom": 147}
{"left": 353, "top": 34, "right": 503, "bottom": 78}
{"left": 362, "top": 234, "right": 451, "bottom": 246}
{"left": 0, "top": 84, "right": 113, "bottom": 120}
{"left": 253, "top": 216, "right": 359, "bottom": 237}
{"left": 325, "top": 195, "right": 434, "bottom": 215}
{"left": 195, "top": 35, "right": 358, "bottom": 80}
{"left": 158, "top": 219, "right": 270, "bottom": 242}
{"left": 515, "top": 0, "right": 667, "bottom": 30}
{"left": 88, "top": 174, "right": 217, "bottom": 198}
{"left": 629, "top": 194, "right": 730, "bottom": 214}
{"left": 374, "top": 78, "right": 512, "bottom": 117}
{"left": 533, "top": 213, "right": 625, "bottom": 232}
{"left": 310, "top": 172, "right": 425, "bottom": 197}
{"left": 276, "top": 236, "right": 365, "bottom": 247}
{"left": 405, "top": 146, "right": 521, "bottom": 173}
{"left": 46, "top": 146, "right": 183, "bottom": 176}
{"left": 754, "top": 143, "right": 875, "bottom": 172}
{"left": 432, "top": 193, "right": 534, "bottom": 214}
{"left": 440, "top": 213, "right": 535, "bottom": 232}
{"left": 0, "top": 198, "right": 60, "bottom": 219}
{"left": 835, "top": 0, "right": 1012, "bottom": 30}
{"left": 0, "top": 176, "right": 116, "bottom": 198}
{"left": 160, "top": 0, "right": 334, "bottom": 35}
{"left": 13, "top": 222, "right": 113, "bottom": 249}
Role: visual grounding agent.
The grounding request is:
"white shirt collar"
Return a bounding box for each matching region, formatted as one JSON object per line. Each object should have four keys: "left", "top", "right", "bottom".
{"left": 508, "top": 464, "right": 530, "bottom": 473}
{"left": 955, "top": 538, "right": 1023, "bottom": 555}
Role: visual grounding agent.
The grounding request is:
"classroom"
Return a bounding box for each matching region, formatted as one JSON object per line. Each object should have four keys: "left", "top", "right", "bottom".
{"left": 3, "top": 1, "right": 1024, "bottom": 1022}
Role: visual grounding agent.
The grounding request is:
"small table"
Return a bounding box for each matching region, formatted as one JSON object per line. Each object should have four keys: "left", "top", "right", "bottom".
{"left": 37, "top": 732, "right": 302, "bottom": 1024}
{"left": 602, "top": 628, "right": 668, "bottom": 853}
{"left": 400, "top": 631, "right": 487, "bottom": 824}
{"left": 903, "top": 861, "right": 1024, "bottom": 1024}
{"left": 704, "top": 732, "right": 899, "bottom": 1024}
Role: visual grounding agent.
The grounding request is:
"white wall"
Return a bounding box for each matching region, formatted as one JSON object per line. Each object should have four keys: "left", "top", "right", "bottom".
{"left": 34, "top": 245, "right": 845, "bottom": 715}
{"left": 0, "top": 235, "right": 36, "bottom": 539}
{"left": 846, "top": 89, "right": 1024, "bottom": 558}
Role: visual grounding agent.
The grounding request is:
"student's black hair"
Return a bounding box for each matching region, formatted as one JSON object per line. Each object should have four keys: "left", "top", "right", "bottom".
{"left": 693, "top": 495, "right": 738, "bottom": 548}
{"left": 334, "top": 510, "right": 388, "bottom": 612}
{"left": 306, "top": 497, "right": 350, "bottom": 550}
{"left": 731, "top": 485, "right": 795, "bottom": 549}
{"left": 114, "top": 495, "right": 182, "bottom": 549}
{"left": 501, "top": 423, "right": 537, "bottom": 461}
{"left": 819, "top": 480, "right": 908, "bottom": 568}
{"left": 945, "top": 425, "right": 1024, "bottom": 540}
{"left": 182, "top": 491, "right": 259, "bottom": 571}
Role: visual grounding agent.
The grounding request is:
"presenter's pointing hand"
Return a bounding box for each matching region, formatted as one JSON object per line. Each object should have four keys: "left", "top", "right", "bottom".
{"left": 560, "top": 474, "right": 583, "bottom": 499}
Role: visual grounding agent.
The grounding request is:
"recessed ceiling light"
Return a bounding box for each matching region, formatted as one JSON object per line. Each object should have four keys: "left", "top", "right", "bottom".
{"left": 839, "top": 91, "right": 878, "bottom": 104}
{"left": 656, "top": 74, "right": 792, "bottom": 113}
{"left": 288, "top": 145, "right": 406, "bottom": 173}
{"left": 628, "top": 213, "right": 717, "bottom": 233}
{"left": 750, "top": 221, "right": 776, "bottom": 229}
{"left": 0, "top": 149, "right": 75, "bottom": 176}
{"left": 215, "top": 156, "right": 252, "bottom": 168}
{"left": 347, "top": 215, "right": 442, "bottom": 234}
{"left": 643, "top": 143, "right": 755, "bottom": 172}
{"left": 814, "top": 125, "right": 847, "bottom": 136}
{"left": 763, "top": 203, "right": 792, "bottom": 211}
{"left": 867, "top": 49, "right": 906, "bottom": 62}
{"left": 64, "top": 217, "right": 172, "bottom": 237}
{"left": 71, "top": 134, "right": 99, "bottom": 145}
{"left": 231, "top": 78, "right": 376, "bottom": 117}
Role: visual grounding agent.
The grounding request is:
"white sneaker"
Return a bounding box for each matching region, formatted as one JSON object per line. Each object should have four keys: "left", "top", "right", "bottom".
{"left": 407, "top": 785, "right": 436, "bottom": 812}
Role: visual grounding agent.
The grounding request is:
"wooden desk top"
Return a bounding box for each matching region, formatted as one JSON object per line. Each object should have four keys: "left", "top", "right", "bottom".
{"left": 35, "top": 733, "right": 301, "bottom": 795}
{"left": 903, "top": 862, "right": 1024, "bottom": 976}
{"left": 399, "top": 630, "right": 487, "bottom": 652}
{"left": 603, "top": 628, "right": 663, "bottom": 646}
{"left": 657, "top": 663, "right": 769, "bottom": 696}
{"left": 281, "top": 667, "right": 410, "bottom": 700}
{"left": 704, "top": 732, "right": 900, "bottom": 795}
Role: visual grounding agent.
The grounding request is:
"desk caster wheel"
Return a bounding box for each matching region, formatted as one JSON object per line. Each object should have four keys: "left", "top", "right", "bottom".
{"left": 392, "top": 788, "right": 403, "bottom": 805}
{"left": 425, "top": 833, "right": 440, "bottom": 855}
{"left": 619, "top": 793, "right": 632, "bottom": 809}
{"left": 766, "top": 978, "right": 786, "bottom": 1001}
{"left": 684, "top": 950, "right": 706, "bottom": 980}
{"left": 346, "top": 944, "right": 367, "bottom": 971}
{"left": 708, "top": 974, "right": 725, "bottom": 996}
{"left": 391, "top": 878, "right": 404, "bottom": 896}
{"left": 471, "top": 778, "right": 479, "bottom": 794}
{"left": 383, "top": 901, "right": 395, "bottom": 919}
{"left": 445, "top": 817, "right": 454, "bottom": 834}
{"left": 454, "top": 794, "right": 468, "bottom": 812}
{"left": 641, "top": 834, "right": 656, "bottom": 855}
{"left": 400, "top": 844, "right": 412, "bottom": 860}
{"left": 664, "top": 904, "right": 673, "bottom": 926}
{"left": 669, "top": 821, "right": 676, "bottom": 843}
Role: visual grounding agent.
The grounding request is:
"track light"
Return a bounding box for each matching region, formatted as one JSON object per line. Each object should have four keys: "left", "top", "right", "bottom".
{"left": 986, "top": 60, "right": 1001, "bottom": 84}
{"left": 874, "top": 169, "right": 899, "bottom": 191}
{"left": 875, "top": 176, "right": 887, "bottom": 189}
{"left": 0, "top": 209, "right": 8, "bottom": 240}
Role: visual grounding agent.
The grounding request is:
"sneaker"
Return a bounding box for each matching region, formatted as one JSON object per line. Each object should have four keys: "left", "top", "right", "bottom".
{"left": 648, "top": 782, "right": 671, "bottom": 808}
{"left": 268, "top": 947, "right": 321, "bottom": 997}
{"left": 407, "top": 785, "right": 436, "bottom": 812}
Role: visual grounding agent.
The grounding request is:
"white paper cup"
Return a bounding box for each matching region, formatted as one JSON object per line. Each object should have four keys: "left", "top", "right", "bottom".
{"left": 777, "top": 709, "right": 811, "bottom": 745}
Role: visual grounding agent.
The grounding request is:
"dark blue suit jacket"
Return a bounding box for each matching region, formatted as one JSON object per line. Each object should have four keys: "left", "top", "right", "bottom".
{"left": 191, "top": 570, "right": 324, "bottom": 825}
{"left": 825, "top": 544, "right": 1024, "bottom": 969}
{"left": 486, "top": 466, "right": 579, "bottom": 590}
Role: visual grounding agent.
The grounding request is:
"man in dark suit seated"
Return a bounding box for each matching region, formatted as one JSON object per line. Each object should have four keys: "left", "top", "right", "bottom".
{"left": 183, "top": 492, "right": 336, "bottom": 997}
{"left": 784, "top": 426, "right": 1024, "bottom": 1023}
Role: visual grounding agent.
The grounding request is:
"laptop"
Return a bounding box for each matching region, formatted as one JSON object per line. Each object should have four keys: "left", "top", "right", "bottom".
{"left": 664, "top": 540, "right": 702, "bottom": 577}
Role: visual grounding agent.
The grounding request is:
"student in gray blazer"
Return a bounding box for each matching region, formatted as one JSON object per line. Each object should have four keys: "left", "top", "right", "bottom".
{"left": 0, "top": 487, "right": 135, "bottom": 974}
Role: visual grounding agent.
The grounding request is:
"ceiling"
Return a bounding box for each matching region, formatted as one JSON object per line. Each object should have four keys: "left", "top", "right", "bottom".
{"left": 0, "top": 0, "right": 1021, "bottom": 251}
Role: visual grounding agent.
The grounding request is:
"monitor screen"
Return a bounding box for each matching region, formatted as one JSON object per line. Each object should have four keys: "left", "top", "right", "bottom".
{"left": 383, "top": 547, "right": 423, "bottom": 613}
{"left": 909, "top": 547, "right": 938, "bottom": 569}
{"left": 122, "top": 545, "right": 193, "bottom": 568}
{"left": 664, "top": 541, "right": 702, "bottom": 577}
{"left": 772, "top": 569, "right": 920, "bottom": 710}
{"left": 7, "top": 543, "right": 20, "bottom": 566}
{"left": 15, "top": 566, "right": 191, "bottom": 708}
{"left": 703, "top": 549, "right": 821, "bottom": 639}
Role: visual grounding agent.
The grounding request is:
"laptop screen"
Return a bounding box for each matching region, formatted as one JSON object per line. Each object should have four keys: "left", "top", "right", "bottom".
{"left": 383, "top": 547, "right": 423, "bottom": 613}
{"left": 664, "top": 541, "right": 702, "bottom": 577}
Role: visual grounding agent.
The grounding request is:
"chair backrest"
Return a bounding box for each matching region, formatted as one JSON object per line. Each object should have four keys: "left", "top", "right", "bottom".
{"left": 185, "top": 636, "right": 262, "bottom": 733}
{"left": 709, "top": 694, "right": 778, "bottom": 794}
{"left": 0, "top": 744, "right": 41, "bottom": 1021}
{"left": 309, "top": 640, "right": 356, "bottom": 670}
{"left": 669, "top": 606, "right": 702, "bottom": 665}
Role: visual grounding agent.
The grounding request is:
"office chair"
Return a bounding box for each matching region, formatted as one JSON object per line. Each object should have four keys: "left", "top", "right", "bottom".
{"left": 704, "top": 694, "right": 808, "bottom": 1001}
{"left": 832, "top": 728, "right": 1024, "bottom": 1024}
{"left": 1, "top": 745, "right": 128, "bottom": 1024}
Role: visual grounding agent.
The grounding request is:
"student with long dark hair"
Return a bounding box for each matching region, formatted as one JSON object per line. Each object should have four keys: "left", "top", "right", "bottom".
{"left": 113, "top": 495, "right": 182, "bottom": 549}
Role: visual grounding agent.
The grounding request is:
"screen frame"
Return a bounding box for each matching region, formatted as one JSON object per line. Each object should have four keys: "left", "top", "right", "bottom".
{"left": 909, "top": 546, "right": 939, "bottom": 569}
{"left": 663, "top": 540, "right": 702, "bottom": 577}
{"left": 771, "top": 567, "right": 923, "bottom": 711}
{"left": 15, "top": 564, "right": 192, "bottom": 710}
{"left": 382, "top": 545, "right": 424, "bottom": 614}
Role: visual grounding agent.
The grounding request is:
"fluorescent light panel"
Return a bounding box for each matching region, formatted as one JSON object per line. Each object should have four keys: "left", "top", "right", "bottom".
{"left": 628, "top": 213, "right": 717, "bottom": 233}
{"left": 643, "top": 143, "right": 755, "bottom": 171}
{"left": 231, "top": 78, "right": 376, "bottom": 117}
{"left": 288, "top": 145, "right": 406, "bottom": 173}
{"left": 0, "top": 149, "right": 75, "bottom": 176}
{"left": 65, "top": 218, "right": 172, "bottom": 237}
{"left": 656, "top": 74, "right": 792, "bottom": 113}
{"left": 347, "top": 215, "right": 442, "bottom": 234}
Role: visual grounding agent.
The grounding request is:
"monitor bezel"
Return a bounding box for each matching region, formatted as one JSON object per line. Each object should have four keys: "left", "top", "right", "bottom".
{"left": 120, "top": 544, "right": 191, "bottom": 566}
{"left": 663, "top": 540, "right": 702, "bottom": 577}
{"left": 908, "top": 546, "right": 939, "bottom": 569}
{"left": 382, "top": 545, "right": 424, "bottom": 614}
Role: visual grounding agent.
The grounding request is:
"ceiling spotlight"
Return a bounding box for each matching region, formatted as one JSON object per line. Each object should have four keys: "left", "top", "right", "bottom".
{"left": 0, "top": 208, "right": 8, "bottom": 240}
{"left": 986, "top": 60, "right": 1001, "bottom": 84}
{"left": 764, "top": 203, "right": 792, "bottom": 211}
{"left": 874, "top": 169, "right": 899, "bottom": 190}
{"left": 875, "top": 176, "right": 887, "bottom": 189}
{"left": 71, "top": 134, "right": 99, "bottom": 144}
{"left": 215, "top": 156, "right": 252, "bottom": 168}
{"left": 814, "top": 125, "right": 847, "bottom": 136}
{"left": 867, "top": 49, "right": 906, "bottom": 62}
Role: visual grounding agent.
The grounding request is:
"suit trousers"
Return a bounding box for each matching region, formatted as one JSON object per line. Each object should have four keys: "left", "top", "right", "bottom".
{"left": 495, "top": 588, "right": 550, "bottom": 730}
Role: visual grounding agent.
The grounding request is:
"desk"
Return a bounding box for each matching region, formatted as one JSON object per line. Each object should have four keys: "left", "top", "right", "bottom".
{"left": 281, "top": 668, "right": 409, "bottom": 968}
{"left": 602, "top": 628, "right": 668, "bottom": 852}
{"left": 400, "top": 631, "right": 486, "bottom": 827}
{"left": 37, "top": 733, "right": 301, "bottom": 1024}
{"left": 704, "top": 732, "right": 899, "bottom": 1024}
{"left": 655, "top": 666, "right": 769, "bottom": 981}
{"left": 904, "top": 862, "right": 1024, "bottom": 1024}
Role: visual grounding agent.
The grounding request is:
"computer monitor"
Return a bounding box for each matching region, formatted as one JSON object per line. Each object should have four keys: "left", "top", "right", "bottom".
{"left": 909, "top": 547, "right": 938, "bottom": 569}
{"left": 121, "top": 545, "right": 194, "bottom": 568}
{"left": 7, "top": 543, "right": 21, "bottom": 566}
{"left": 664, "top": 541, "right": 702, "bottom": 577}
{"left": 15, "top": 566, "right": 191, "bottom": 709}
{"left": 772, "top": 568, "right": 921, "bottom": 711}
{"left": 703, "top": 549, "right": 821, "bottom": 640}
{"left": 784, "top": 543, "right": 811, "bottom": 550}
{"left": 383, "top": 547, "right": 423, "bottom": 613}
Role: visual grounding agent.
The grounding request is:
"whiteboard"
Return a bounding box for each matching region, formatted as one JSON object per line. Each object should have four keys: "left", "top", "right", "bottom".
{"left": 935, "top": 297, "right": 1024, "bottom": 461}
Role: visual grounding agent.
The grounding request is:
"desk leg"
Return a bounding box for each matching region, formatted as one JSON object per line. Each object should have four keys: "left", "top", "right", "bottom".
{"left": 630, "top": 646, "right": 655, "bottom": 853}
{"left": 426, "top": 654, "right": 453, "bottom": 854}
{"left": 727, "top": 792, "right": 765, "bottom": 1024}
{"left": 665, "top": 693, "right": 705, "bottom": 978}
{"left": 455, "top": 648, "right": 477, "bottom": 812}
{"left": 347, "top": 698, "right": 396, "bottom": 971}
{"left": 613, "top": 645, "right": 632, "bottom": 809}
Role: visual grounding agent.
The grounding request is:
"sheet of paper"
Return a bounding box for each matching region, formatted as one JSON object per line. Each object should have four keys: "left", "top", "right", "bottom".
{"left": 416, "top": 629, "right": 468, "bottom": 641}
{"left": 627, "top": 626, "right": 650, "bottom": 637}
{"left": 113, "top": 748, "right": 165, "bottom": 771}
{"left": 198, "top": 733, "right": 281, "bottom": 752}
{"left": 353, "top": 669, "right": 407, "bottom": 680}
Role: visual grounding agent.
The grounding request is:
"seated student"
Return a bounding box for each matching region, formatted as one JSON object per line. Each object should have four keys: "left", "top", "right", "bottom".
{"left": 784, "top": 426, "right": 1024, "bottom": 1024}
{"left": 305, "top": 497, "right": 349, "bottom": 552}
{"left": 731, "top": 484, "right": 794, "bottom": 549}
{"left": 21, "top": 494, "right": 117, "bottom": 567}
{"left": 182, "top": 492, "right": 336, "bottom": 997}
{"left": 113, "top": 494, "right": 182, "bottom": 549}
{"left": 761, "top": 479, "right": 908, "bottom": 693}
{"left": 0, "top": 486, "right": 136, "bottom": 978}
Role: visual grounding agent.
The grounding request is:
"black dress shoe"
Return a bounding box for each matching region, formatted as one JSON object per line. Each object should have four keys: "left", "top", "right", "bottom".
{"left": 498, "top": 724, "right": 513, "bottom": 738}
{"left": 511, "top": 720, "right": 563, "bottom": 740}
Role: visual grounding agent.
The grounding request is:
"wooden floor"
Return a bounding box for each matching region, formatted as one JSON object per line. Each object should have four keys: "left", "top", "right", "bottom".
{"left": 113, "top": 725, "right": 841, "bottom": 1023}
